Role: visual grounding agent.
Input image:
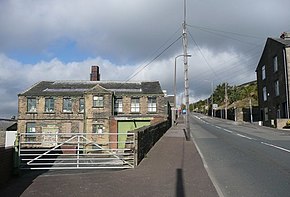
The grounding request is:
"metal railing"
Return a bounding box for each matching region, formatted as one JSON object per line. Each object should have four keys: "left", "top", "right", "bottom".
{"left": 18, "top": 132, "right": 135, "bottom": 170}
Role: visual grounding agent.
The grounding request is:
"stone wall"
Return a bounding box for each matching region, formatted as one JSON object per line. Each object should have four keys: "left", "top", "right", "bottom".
{"left": 133, "top": 120, "right": 170, "bottom": 165}
{"left": 0, "top": 147, "right": 14, "bottom": 187}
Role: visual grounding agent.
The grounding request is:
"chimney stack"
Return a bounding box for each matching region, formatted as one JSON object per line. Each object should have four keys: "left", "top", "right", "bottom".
{"left": 90, "top": 65, "right": 100, "bottom": 81}
{"left": 280, "top": 32, "right": 290, "bottom": 39}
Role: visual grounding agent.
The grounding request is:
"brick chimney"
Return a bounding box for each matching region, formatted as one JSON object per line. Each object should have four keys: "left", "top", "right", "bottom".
{"left": 280, "top": 32, "right": 290, "bottom": 39}
{"left": 90, "top": 65, "right": 100, "bottom": 81}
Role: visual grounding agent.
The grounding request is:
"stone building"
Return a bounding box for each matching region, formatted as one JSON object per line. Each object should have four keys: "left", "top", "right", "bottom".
{"left": 18, "top": 80, "right": 167, "bottom": 147}
{"left": 256, "top": 32, "right": 290, "bottom": 128}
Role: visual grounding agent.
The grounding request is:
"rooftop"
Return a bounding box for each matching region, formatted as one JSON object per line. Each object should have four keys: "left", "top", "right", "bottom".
{"left": 19, "top": 80, "right": 164, "bottom": 96}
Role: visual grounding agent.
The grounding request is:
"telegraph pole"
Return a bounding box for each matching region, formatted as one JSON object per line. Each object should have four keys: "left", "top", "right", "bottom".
{"left": 183, "top": 0, "right": 190, "bottom": 141}
{"left": 225, "top": 83, "right": 228, "bottom": 120}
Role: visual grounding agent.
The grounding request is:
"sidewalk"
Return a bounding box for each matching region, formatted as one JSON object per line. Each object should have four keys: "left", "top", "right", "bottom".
{"left": 0, "top": 118, "right": 218, "bottom": 197}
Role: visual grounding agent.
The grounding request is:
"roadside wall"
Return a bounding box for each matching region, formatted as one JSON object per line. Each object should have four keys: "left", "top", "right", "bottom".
{"left": 0, "top": 147, "right": 14, "bottom": 187}
{"left": 134, "top": 120, "right": 170, "bottom": 165}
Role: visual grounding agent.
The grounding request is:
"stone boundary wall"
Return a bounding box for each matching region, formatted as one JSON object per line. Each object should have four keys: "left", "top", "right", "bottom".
{"left": 0, "top": 147, "right": 14, "bottom": 187}
{"left": 133, "top": 120, "right": 170, "bottom": 165}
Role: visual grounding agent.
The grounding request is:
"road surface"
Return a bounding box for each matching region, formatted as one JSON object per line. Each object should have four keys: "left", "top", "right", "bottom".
{"left": 190, "top": 113, "right": 290, "bottom": 197}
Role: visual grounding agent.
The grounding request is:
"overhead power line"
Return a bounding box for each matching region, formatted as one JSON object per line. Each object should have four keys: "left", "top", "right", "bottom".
{"left": 124, "top": 35, "right": 182, "bottom": 82}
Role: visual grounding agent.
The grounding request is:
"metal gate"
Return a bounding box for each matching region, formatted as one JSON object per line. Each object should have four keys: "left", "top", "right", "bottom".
{"left": 18, "top": 132, "right": 135, "bottom": 170}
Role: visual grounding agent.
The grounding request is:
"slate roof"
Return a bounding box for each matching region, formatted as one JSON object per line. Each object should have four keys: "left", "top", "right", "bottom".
{"left": 272, "top": 38, "right": 290, "bottom": 47}
{"left": 19, "top": 81, "right": 164, "bottom": 96}
{"left": 0, "top": 120, "right": 17, "bottom": 131}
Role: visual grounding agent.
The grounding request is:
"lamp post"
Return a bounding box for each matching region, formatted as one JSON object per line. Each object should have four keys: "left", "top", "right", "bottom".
{"left": 173, "top": 54, "right": 191, "bottom": 125}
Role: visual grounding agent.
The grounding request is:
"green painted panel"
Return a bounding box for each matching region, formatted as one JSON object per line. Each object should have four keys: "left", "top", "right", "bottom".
{"left": 117, "top": 120, "right": 150, "bottom": 149}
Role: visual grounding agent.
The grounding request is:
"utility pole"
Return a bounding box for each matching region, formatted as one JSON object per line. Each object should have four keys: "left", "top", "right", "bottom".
{"left": 182, "top": 0, "right": 190, "bottom": 141}
{"left": 225, "top": 83, "right": 228, "bottom": 120}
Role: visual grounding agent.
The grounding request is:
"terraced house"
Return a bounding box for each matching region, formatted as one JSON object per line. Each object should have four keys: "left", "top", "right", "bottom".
{"left": 17, "top": 78, "right": 167, "bottom": 149}
{"left": 256, "top": 32, "right": 290, "bottom": 128}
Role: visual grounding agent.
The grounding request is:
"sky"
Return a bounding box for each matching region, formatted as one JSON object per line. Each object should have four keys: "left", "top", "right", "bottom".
{"left": 1, "top": 0, "right": 290, "bottom": 118}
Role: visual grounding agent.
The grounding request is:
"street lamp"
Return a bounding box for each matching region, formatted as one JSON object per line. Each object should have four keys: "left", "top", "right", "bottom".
{"left": 173, "top": 54, "right": 191, "bottom": 125}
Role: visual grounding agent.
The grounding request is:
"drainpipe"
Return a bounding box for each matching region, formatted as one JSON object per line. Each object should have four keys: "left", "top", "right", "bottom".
{"left": 283, "top": 48, "right": 290, "bottom": 119}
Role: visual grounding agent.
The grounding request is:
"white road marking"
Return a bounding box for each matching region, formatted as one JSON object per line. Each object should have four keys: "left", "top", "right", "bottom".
{"left": 236, "top": 133, "right": 253, "bottom": 140}
{"left": 260, "top": 142, "right": 290, "bottom": 153}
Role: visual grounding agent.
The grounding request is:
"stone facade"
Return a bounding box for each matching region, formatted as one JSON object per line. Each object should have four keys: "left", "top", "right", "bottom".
{"left": 18, "top": 81, "right": 168, "bottom": 147}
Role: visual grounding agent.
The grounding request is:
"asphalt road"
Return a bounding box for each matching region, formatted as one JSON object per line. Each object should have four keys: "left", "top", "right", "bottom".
{"left": 189, "top": 113, "right": 290, "bottom": 197}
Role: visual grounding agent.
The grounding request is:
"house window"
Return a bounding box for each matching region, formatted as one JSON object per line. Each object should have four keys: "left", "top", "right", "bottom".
{"left": 264, "top": 107, "right": 268, "bottom": 121}
{"left": 45, "top": 98, "right": 54, "bottom": 112}
{"left": 263, "top": 87, "right": 267, "bottom": 101}
{"left": 92, "top": 124, "right": 104, "bottom": 134}
{"left": 273, "top": 55, "right": 278, "bottom": 72}
{"left": 26, "top": 122, "right": 36, "bottom": 141}
{"left": 275, "top": 80, "right": 279, "bottom": 96}
{"left": 262, "top": 65, "right": 266, "bottom": 80}
{"left": 63, "top": 98, "right": 72, "bottom": 112}
{"left": 93, "top": 96, "right": 104, "bottom": 107}
{"left": 131, "top": 98, "right": 140, "bottom": 113}
{"left": 79, "top": 98, "right": 85, "bottom": 113}
{"left": 148, "top": 97, "right": 157, "bottom": 113}
{"left": 27, "top": 98, "right": 37, "bottom": 112}
{"left": 114, "top": 98, "right": 123, "bottom": 113}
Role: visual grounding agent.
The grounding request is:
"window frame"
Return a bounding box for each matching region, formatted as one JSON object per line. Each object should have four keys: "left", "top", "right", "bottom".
{"left": 93, "top": 96, "right": 104, "bottom": 108}
{"left": 131, "top": 97, "right": 140, "bottom": 113}
{"left": 262, "top": 65, "right": 266, "bottom": 80}
{"left": 79, "top": 98, "right": 85, "bottom": 113}
{"left": 63, "top": 98, "right": 72, "bottom": 113}
{"left": 114, "top": 98, "right": 123, "bottom": 113}
{"left": 92, "top": 124, "right": 104, "bottom": 134}
{"left": 27, "top": 98, "right": 37, "bottom": 113}
{"left": 263, "top": 87, "right": 267, "bottom": 101}
{"left": 273, "top": 55, "right": 278, "bottom": 72}
{"left": 148, "top": 97, "right": 157, "bottom": 113}
{"left": 274, "top": 80, "right": 280, "bottom": 96}
{"left": 45, "top": 98, "right": 55, "bottom": 113}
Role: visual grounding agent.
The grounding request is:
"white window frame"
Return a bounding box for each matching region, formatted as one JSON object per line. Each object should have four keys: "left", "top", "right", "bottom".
{"left": 273, "top": 55, "right": 278, "bottom": 72}
{"left": 148, "top": 97, "right": 157, "bottom": 113}
{"left": 262, "top": 65, "right": 266, "bottom": 80}
{"left": 79, "top": 98, "right": 85, "bottom": 113}
{"left": 63, "top": 98, "right": 72, "bottom": 112}
{"left": 45, "top": 98, "right": 54, "bottom": 112}
{"left": 275, "top": 80, "right": 279, "bottom": 96}
{"left": 93, "top": 96, "right": 104, "bottom": 107}
{"left": 27, "top": 98, "right": 37, "bottom": 112}
{"left": 114, "top": 98, "right": 123, "bottom": 113}
{"left": 131, "top": 98, "right": 140, "bottom": 113}
{"left": 92, "top": 124, "right": 104, "bottom": 134}
{"left": 263, "top": 87, "right": 267, "bottom": 101}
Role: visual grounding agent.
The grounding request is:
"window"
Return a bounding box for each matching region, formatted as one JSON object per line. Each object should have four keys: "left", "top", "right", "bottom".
{"left": 79, "top": 98, "right": 85, "bottom": 113}
{"left": 114, "top": 98, "right": 123, "bottom": 113}
{"left": 131, "top": 98, "right": 140, "bottom": 113}
{"left": 275, "top": 80, "right": 279, "bottom": 96}
{"left": 273, "top": 55, "right": 278, "bottom": 72}
{"left": 264, "top": 107, "right": 268, "bottom": 121}
{"left": 262, "top": 65, "right": 266, "bottom": 80}
{"left": 93, "top": 96, "right": 104, "bottom": 107}
{"left": 263, "top": 87, "right": 267, "bottom": 101}
{"left": 92, "top": 124, "right": 104, "bottom": 134}
{"left": 148, "top": 97, "right": 157, "bottom": 113}
{"left": 26, "top": 122, "right": 36, "bottom": 141}
{"left": 63, "top": 98, "right": 72, "bottom": 112}
{"left": 45, "top": 98, "right": 54, "bottom": 112}
{"left": 27, "top": 98, "right": 37, "bottom": 112}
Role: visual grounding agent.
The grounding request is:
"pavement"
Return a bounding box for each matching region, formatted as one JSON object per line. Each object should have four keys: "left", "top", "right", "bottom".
{"left": 0, "top": 117, "right": 218, "bottom": 197}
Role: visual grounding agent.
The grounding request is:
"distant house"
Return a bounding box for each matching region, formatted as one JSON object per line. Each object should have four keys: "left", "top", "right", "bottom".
{"left": 256, "top": 32, "right": 290, "bottom": 128}
{"left": 17, "top": 80, "right": 167, "bottom": 147}
{"left": 0, "top": 119, "right": 17, "bottom": 147}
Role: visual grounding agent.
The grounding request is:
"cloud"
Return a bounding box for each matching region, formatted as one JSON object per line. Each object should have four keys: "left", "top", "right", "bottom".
{"left": 0, "top": 47, "right": 254, "bottom": 117}
{"left": 1, "top": 0, "right": 290, "bottom": 117}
